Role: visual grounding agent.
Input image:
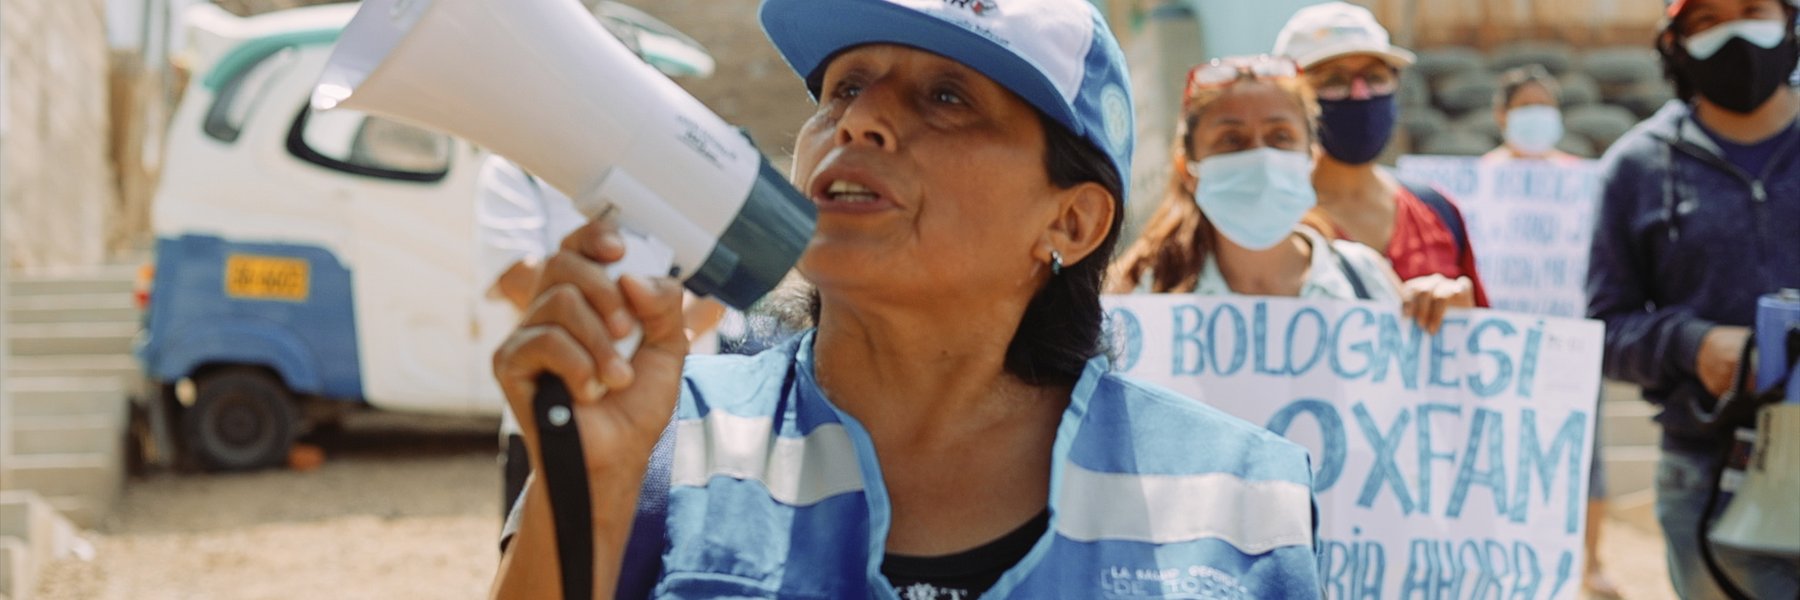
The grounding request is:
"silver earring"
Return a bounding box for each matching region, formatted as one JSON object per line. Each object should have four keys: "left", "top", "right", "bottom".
{"left": 1050, "top": 250, "right": 1064, "bottom": 276}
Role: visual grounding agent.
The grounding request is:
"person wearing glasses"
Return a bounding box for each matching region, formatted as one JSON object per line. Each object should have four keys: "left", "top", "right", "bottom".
{"left": 1110, "top": 55, "right": 1402, "bottom": 306}
{"left": 1273, "top": 2, "right": 1490, "bottom": 333}
{"left": 490, "top": 0, "right": 1325, "bottom": 598}
{"left": 1588, "top": 0, "right": 1800, "bottom": 597}
{"left": 1483, "top": 65, "right": 1582, "bottom": 165}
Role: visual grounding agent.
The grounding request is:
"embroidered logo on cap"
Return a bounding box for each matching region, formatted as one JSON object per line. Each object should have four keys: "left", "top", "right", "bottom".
{"left": 943, "top": 0, "right": 998, "bottom": 16}
{"left": 1101, "top": 84, "right": 1131, "bottom": 156}
{"left": 1312, "top": 25, "right": 1369, "bottom": 41}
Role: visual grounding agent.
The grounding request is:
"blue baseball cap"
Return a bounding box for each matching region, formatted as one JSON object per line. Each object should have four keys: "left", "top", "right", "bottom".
{"left": 759, "top": 0, "right": 1136, "bottom": 204}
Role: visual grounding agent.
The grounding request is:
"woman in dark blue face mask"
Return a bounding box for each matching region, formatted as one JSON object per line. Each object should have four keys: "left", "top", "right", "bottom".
{"left": 1273, "top": 2, "right": 1492, "bottom": 334}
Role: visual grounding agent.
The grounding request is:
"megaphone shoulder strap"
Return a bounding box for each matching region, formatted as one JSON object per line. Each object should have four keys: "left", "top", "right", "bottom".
{"left": 533, "top": 374, "right": 597, "bottom": 600}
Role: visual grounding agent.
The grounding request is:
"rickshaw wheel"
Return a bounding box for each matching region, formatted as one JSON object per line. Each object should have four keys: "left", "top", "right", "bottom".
{"left": 183, "top": 367, "right": 299, "bottom": 471}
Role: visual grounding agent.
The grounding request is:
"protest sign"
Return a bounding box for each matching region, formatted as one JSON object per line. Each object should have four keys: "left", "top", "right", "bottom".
{"left": 1396, "top": 157, "right": 1603, "bottom": 319}
{"left": 1102, "top": 295, "right": 1604, "bottom": 600}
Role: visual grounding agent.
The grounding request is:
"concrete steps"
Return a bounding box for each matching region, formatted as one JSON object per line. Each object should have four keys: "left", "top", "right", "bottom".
{"left": 0, "top": 376, "right": 133, "bottom": 530}
{"left": 1602, "top": 445, "right": 1660, "bottom": 501}
{"left": 0, "top": 491, "right": 85, "bottom": 600}
{"left": 0, "top": 455, "right": 122, "bottom": 507}
{"left": 6, "top": 355, "right": 143, "bottom": 389}
{"left": 1, "top": 535, "right": 26, "bottom": 600}
{"left": 1598, "top": 380, "right": 1661, "bottom": 500}
{"left": 5, "top": 272, "right": 135, "bottom": 297}
{"left": 10, "top": 415, "right": 124, "bottom": 456}
{"left": 4, "top": 293, "right": 139, "bottom": 324}
{"left": 2, "top": 378, "right": 129, "bottom": 415}
{"left": 2, "top": 267, "right": 141, "bottom": 537}
{"left": 5, "top": 323, "right": 137, "bottom": 357}
{"left": 1599, "top": 394, "right": 1661, "bottom": 448}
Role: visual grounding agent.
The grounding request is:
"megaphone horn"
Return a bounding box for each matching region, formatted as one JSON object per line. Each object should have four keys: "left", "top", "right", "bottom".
{"left": 313, "top": 0, "right": 815, "bottom": 311}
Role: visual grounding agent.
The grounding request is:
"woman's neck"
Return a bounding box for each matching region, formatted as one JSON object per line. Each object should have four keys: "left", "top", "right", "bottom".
{"left": 1696, "top": 89, "right": 1800, "bottom": 145}
{"left": 811, "top": 294, "right": 1064, "bottom": 442}
{"left": 1311, "top": 155, "right": 1390, "bottom": 207}
{"left": 1214, "top": 232, "right": 1312, "bottom": 297}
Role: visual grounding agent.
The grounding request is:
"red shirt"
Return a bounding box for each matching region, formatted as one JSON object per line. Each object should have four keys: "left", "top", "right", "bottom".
{"left": 1333, "top": 187, "right": 1491, "bottom": 308}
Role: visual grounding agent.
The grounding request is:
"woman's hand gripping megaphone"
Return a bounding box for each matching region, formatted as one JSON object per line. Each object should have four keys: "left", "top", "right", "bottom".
{"left": 491, "top": 215, "right": 688, "bottom": 597}
{"left": 495, "top": 213, "right": 688, "bottom": 476}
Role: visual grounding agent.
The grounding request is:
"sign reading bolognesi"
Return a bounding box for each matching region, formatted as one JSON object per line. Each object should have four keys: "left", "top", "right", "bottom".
{"left": 1395, "top": 156, "right": 1603, "bottom": 319}
{"left": 1101, "top": 295, "right": 1603, "bottom": 600}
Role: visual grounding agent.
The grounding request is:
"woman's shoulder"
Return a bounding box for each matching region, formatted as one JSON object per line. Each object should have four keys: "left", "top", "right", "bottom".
{"left": 1327, "top": 236, "right": 1390, "bottom": 272}
{"left": 1330, "top": 238, "right": 1403, "bottom": 300}
{"left": 1086, "top": 372, "right": 1313, "bottom": 483}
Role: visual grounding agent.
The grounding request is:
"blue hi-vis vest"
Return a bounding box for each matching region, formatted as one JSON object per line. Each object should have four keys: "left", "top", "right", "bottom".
{"left": 623, "top": 332, "right": 1322, "bottom": 599}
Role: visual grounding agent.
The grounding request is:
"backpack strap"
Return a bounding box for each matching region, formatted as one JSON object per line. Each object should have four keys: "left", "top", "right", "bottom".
{"left": 1333, "top": 247, "right": 1373, "bottom": 301}
{"left": 1398, "top": 179, "right": 1469, "bottom": 263}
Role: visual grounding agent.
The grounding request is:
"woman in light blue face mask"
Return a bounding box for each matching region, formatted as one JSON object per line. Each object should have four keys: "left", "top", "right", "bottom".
{"left": 1111, "top": 55, "right": 1403, "bottom": 306}
{"left": 1484, "top": 65, "right": 1581, "bottom": 164}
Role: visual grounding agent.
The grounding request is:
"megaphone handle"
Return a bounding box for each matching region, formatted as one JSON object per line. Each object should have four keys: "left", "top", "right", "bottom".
{"left": 1695, "top": 333, "right": 1761, "bottom": 433}
{"left": 532, "top": 373, "right": 597, "bottom": 600}
{"left": 531, "top": 230, "right": 671, "bottom": 600}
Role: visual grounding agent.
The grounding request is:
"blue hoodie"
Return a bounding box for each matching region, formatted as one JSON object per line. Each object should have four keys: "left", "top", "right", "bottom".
{"left": 1586, "top": 101, "right": 1800, "bottom": 454}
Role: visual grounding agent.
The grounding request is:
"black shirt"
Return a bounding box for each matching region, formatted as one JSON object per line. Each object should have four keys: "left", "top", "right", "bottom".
{"left": 882, "top": 510, "right": 1050, "bottom": 600}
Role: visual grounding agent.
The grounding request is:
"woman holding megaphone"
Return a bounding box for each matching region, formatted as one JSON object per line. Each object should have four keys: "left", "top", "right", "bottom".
{"left": 490, "top": 0, "right": 1323, "bottom": 598}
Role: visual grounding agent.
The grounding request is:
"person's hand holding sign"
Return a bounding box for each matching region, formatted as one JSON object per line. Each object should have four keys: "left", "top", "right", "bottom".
{"left": 1401, "top": 273, "right": 1476, "bottom": 334}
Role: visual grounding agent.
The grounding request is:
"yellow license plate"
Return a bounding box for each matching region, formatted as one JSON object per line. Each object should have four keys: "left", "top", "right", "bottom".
{"left": 224, "top": 255, "right": 310, "bottom": 301}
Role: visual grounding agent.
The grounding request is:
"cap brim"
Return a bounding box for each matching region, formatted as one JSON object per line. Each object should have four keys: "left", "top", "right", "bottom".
{"left": 760, "top": 0, "right": 1080, "bottom": 138}
{"left": 1297, "top": 44, "right": 1417, "bottom": 70}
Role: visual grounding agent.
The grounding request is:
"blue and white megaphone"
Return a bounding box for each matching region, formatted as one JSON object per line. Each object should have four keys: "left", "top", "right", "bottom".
{"left": 1707, "top": 289, "right": 1800, "bottom": 560}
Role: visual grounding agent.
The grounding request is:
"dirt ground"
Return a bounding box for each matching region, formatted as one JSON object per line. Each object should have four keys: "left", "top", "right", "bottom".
{"left": 31, "top": 413, "right": 1680, "bottom": 600}
{"left": 33, "top": 412, "right": 505, "bottom": 600}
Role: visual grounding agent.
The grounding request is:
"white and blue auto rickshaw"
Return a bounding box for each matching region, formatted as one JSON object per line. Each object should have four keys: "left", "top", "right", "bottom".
{"left": 135, "top": 1, "right": 714, "bottom": 470}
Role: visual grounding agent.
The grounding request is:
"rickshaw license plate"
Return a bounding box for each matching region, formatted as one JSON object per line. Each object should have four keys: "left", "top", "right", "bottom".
{"left": 225, "top": 255, "right": 310, "bottom": 301}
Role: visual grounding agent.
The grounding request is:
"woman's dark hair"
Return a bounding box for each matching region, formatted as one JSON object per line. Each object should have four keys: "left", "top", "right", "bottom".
{"left": 789, "top": 112, "right": 1123, "bottom": 388}
{"left": 1658, "top": 4, "right": 1800, "bottom": 102}
{"left": 1494, "top": 65, "right": 1561, "bottom": 108}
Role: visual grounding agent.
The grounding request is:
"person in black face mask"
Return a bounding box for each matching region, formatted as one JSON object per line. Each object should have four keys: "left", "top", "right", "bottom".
{"left": 1272, "top": 2, "right": 1491, "bottom": 335}
{"left": 1664, "top": 0, "right": 1800, "bottom": 114}
{"left": 1588, "top": 0, "right": 1800, "bottom": 598}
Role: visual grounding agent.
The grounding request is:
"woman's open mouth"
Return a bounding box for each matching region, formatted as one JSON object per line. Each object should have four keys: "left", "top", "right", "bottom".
{"left": 825, "top": 180, "right": 882, "bottom": 203}
{"left": 808, "top": 165, "right": 898, "bottom": 213}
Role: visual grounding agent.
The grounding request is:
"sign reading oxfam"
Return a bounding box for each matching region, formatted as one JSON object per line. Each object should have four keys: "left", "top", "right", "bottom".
{"left": 1103, "top": 295, "right": 1604, "bottom": 600}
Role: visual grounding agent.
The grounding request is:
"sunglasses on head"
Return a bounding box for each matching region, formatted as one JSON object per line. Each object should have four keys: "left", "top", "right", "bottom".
{"left": 1184, "top": 55, "right": 1303, "bottom": 101}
